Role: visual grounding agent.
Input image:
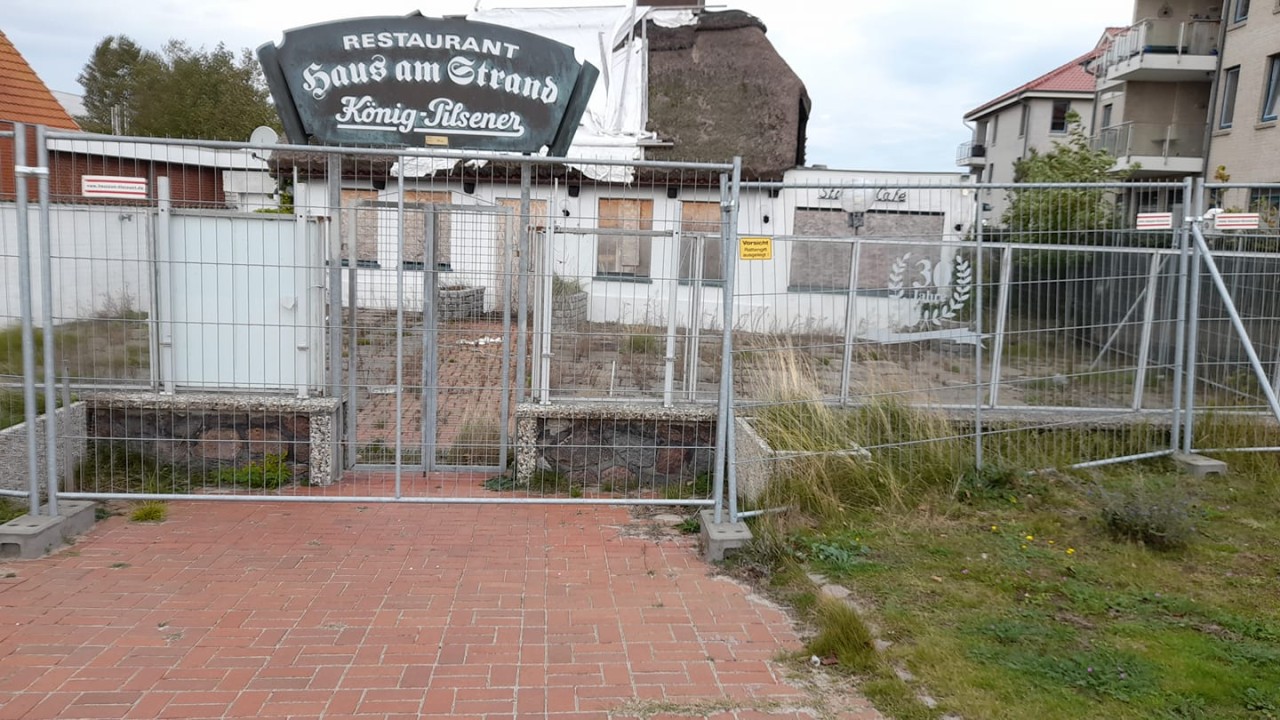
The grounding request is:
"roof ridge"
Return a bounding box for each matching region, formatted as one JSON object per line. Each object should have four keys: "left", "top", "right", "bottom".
{"left": 0, "top": 29, "right": 82, "bottom": 130}
{"left": 964, "top": 43, "right": 1103, "bottom": 120}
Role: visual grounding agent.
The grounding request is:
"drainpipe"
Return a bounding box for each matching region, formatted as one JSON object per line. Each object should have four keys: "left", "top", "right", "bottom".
{"left": 1199, "top": 16, "right": 1230, "bottom": 185}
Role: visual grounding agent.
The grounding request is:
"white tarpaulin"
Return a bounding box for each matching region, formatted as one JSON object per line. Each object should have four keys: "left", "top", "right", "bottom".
{"left": 396, "top": 5, "right": 696, "bottom": 183}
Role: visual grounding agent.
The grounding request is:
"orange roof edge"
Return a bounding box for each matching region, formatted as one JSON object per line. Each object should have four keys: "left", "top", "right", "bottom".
{"left": 0, "top": 29, "right": 82, "bottom": 130}
{"left": 964, "top": 28, "right": 1125, "bottom": 121}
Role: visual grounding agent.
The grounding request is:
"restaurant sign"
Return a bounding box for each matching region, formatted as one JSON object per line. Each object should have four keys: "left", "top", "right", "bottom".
{"left": 258, "top": 14, "right": 598, "bottom": 154}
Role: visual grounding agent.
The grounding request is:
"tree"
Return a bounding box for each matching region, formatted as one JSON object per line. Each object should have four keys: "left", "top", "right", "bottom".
{"left": 76, "top": 36, "right": 158, "bottom": 134}
{"left": 1000, "top": 111, "right": 1129, "bottom": 245}
{"left": 78, "top": 38, "right": 279, "bottom": 141}
{"left": 996, "top": 111, "right": 1132, "bottom": 326}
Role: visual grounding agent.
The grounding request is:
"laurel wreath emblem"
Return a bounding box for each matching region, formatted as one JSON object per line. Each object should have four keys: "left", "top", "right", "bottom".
{"left": 887, "top": 252, "right": 973, "bottom": 326}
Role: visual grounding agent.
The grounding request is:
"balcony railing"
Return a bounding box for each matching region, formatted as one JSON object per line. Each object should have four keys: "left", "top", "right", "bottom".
{"left": 956, "top": 141, "right": 987, "bottom": 166}
{"left": 1096, "top": 17, "right": 1220, "bottom": 76}
{"left": 1092, "top": 122, "right": 1206, "bottom": 160}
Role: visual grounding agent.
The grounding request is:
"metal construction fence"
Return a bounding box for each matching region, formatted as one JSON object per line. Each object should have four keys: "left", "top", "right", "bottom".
{"left": 3, "top": 124, "right": 1280, "bottom": 525}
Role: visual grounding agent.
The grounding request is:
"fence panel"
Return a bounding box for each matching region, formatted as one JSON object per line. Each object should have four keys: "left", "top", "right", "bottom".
{"left": 1186, "top": 182, "right": 1280, "bottom": 455}
{"left": 729, "top": 180, "right": 1191, "bottom": 520}
{"left": 27, "top": 130, "right": 733, "bottom": 511}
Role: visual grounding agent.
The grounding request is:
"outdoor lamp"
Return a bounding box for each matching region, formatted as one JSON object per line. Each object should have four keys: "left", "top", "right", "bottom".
{"left": 841, "top": 189, "right": 870, "bottom": 230}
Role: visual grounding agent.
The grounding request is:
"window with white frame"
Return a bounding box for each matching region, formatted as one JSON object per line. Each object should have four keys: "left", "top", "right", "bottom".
{"left": 596, "top": 197, "right": 653, "bottom": 278}
{"left": 1221, "top": 66, "right": 1241, "bottom": 128}
{"left": 1050, "top": 100, "right": 1071, "bottom": 133}
{"left": 1262, "top": 54, "right": 1280, "bottom": 123}
{"left": 1019, "top": 104, "right": 1030, "bottom": 137}
{"left": 1233, "top": 0, "right": 1250, "bottom": 22}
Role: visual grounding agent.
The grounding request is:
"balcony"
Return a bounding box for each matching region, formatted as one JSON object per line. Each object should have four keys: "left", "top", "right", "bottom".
{"left": 956, "top": 141, "right": 987, "bottom": 168}
{"left": 1095, "top": 18, "right": 1219, "bottom": 87}
{"left": 1092, "top": 122, "right": 1205, "bottom": 176}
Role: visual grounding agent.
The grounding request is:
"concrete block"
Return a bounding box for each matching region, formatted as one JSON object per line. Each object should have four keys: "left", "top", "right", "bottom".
{"left": 699, "top": 508, "right": 752, "bottom": 563}
{"left": 1172, "top": 452, "right": 1227, "bottom": 479}
{"left": 0, "top": 513, "right": 67, "bottom": 560}
{"left": 0, "top": 502, "right": 97, "bottom": 560}
{"left": 42, "top": 501, "right": 96, "bottom": 537}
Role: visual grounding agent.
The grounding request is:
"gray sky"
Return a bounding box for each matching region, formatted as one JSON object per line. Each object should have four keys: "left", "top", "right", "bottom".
{"left": 5, "top": 0, "right": 1130, "bottom": 172}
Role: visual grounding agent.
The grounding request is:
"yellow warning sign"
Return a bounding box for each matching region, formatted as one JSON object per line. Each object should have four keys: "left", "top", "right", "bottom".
{"left": 739, "top": 236, "right": 773, "bottom": 260}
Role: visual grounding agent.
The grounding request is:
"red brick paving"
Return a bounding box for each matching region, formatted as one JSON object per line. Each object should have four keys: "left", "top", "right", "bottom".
{"left": 0, "top": 503, "right": 883, "bottom": 719}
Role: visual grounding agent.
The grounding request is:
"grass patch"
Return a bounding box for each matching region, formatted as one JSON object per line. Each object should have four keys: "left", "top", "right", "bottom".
{"left": 731, "top": 348, "right": 1280, "bottom": 720}
{"left": 740, "top": 446, "right": 1280, "bottom": 720}
{"left": 440, "top": 421, "right": 501, "bottom": 467}
{"left": 212, "top": 454, "right": 292, "bottom": 490}
{"left": 129, "top": 501, "right": 168, "bottom": 523}
{"left": 623, "top": 331, "right": 661, "bottom": 355}
{"left": 806, "top": 595, "right": 879, "bottom": 672}
{"left": 0, "top": 497, "right": 25, "bottom": 524}
{"left": 0, "top": 387, "right": 67, "bottom": 432}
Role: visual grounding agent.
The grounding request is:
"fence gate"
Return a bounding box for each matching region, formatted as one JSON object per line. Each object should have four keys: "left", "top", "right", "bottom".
{"left": 343, "top": 200, "right": 517, "bottom": 477}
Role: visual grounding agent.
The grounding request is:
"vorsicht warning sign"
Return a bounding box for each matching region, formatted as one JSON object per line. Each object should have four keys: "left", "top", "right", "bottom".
{"left": 739, "top": 237, "right": 773, "bottom": 261}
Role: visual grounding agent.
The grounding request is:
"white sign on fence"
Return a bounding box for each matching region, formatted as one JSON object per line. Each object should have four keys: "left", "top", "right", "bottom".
{"left": 1214, "top": 213, "right": 1261, "bottom": 230}
{"left": 1136, "top": 212, "right": 1173, "bottom": 230}
{"left": 81, "top": 175, "right": 148, "bottom": 199}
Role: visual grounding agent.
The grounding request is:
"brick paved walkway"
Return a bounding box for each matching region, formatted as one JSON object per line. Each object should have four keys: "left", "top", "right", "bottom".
{"left": 0, "top": 503, "right": 883, "bottom": 719}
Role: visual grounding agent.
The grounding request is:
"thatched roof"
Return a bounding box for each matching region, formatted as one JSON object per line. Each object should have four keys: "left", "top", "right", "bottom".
{"left": 644, "top": 10, "right": 809, "bottom": 181}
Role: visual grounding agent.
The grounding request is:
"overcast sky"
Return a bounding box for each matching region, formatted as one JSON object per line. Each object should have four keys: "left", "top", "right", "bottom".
{"left": 5, "top": 0, "right": 1130, "bottom": 172}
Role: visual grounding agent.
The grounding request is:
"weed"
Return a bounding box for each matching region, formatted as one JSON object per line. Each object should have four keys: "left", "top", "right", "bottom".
{"left": 79, "top": 444, "right": 186, "bottom": 495}
{"left": 441, "top": 420, "right": 501, "bottom": 466}
{"left": 551, "top": 274, "right": 584, "bottom": 297}
{"left": 806, "top": 596, "right": 878, "bottom": 672}
{"left": 0, "top": 497, "right": 24, "bottom": 524}
{"left": 129, "top": 501, "right": 168, "bottom": 523}
{"left": 624, "top": 332, "right": 660, "bottom": 355}
{"left": 1096, "top": 476, "right": 1198, "bottom": 551}
{"left": 795, "top": 533, "right": 872, "bottom": 573}
{"left": 213, "top": 454, "right": 292, "bottom": 490}
{"left": 677, "top": 516, "right": 701, "bottom": 535}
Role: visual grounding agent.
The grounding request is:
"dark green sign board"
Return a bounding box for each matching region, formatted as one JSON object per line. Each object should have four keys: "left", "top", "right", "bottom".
{"left": 258, "top": 14, "right": 598, "bottom": 154}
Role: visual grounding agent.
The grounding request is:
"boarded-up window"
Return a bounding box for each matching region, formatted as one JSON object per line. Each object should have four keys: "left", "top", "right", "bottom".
{"left": 788, "top": 210, "right": 945, "bottom": 292}
{"left": 497, "top": 196, "right": 551, "bottom": 264}
{"left": 400, "top": 191, "right": 451, "bottom": 268}
{"left": 597, "top": 198, "right": 653, "bottom": 278}
{"left": 679, "top": 201, "right": 723, "bottom": 283}
{"left": 340, "top": 189, "right": 379, "bottom": 264}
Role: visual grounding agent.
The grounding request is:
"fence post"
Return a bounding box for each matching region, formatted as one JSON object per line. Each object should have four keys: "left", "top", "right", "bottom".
{"left": 13, "top": 123, "right": 41, "bottom": 516}
{"left": 972, "top": 187, "right": 986, "bottom": 469}
{"left": 327, "top": 155, "right": 343, "bottom": 398}
{"left": 35, "top": 125, "right": 59, "bottom": 516}
{"left": 1182, "top": 178, "right": 1206, "bottom": 453}
{"left": 725, "top": 158, "right": 743, "bottom": 523}
{"left": 1170, "top": 177, "right": 1193, "bottom": 452}
{"left": 515, "top": 162, "right": 532, "bottom": 404}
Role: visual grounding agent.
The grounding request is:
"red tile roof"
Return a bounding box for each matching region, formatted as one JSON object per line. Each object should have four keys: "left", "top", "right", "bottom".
{"left": 965, "top": 28, "right": 1124, "bottom": 120}
{"left": 0, "top": 30, "right": 81, "bottom": 129}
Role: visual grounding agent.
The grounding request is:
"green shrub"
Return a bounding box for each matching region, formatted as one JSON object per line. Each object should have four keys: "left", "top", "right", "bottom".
{"left": 129, "top": 501, "right": 168, "bottom": 523}
{"left": 214, "top": 454, "right": 292, "bottom": 490}
{"left": 806, "top": 596, "right": 878, "bottom": 672}
{"left": 0, "top": 498, "right": 24, "bottom": 524}
{"left": 1097, "top": 477, "right": 1198, "bottom": 551}
{"left": 441, "top": 421, "right": 501, "bottom": 467}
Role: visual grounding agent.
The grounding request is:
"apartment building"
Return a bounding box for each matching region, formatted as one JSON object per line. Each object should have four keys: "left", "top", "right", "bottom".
{"left": 969, "top": 0, "right": 1277, "bottom": 221}
{"left": 1207, "top": 0, "right": 1280, "bottom": 212}
{"left": 1087, "top": 0, "right": 1222, "bottom": 217}
{"left": 959, "top": 34, "right": 1112, "bottom": 219}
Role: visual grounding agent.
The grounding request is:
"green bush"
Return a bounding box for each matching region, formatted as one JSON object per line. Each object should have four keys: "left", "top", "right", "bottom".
{"left": 129, "top": 501, "right": 168, "bottom": 523}
{"left": 1097, "top": 478, "right": 1198, "bottom": 551}
{"left": 214, "top": 454, "right": 292, "bottom": 490}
